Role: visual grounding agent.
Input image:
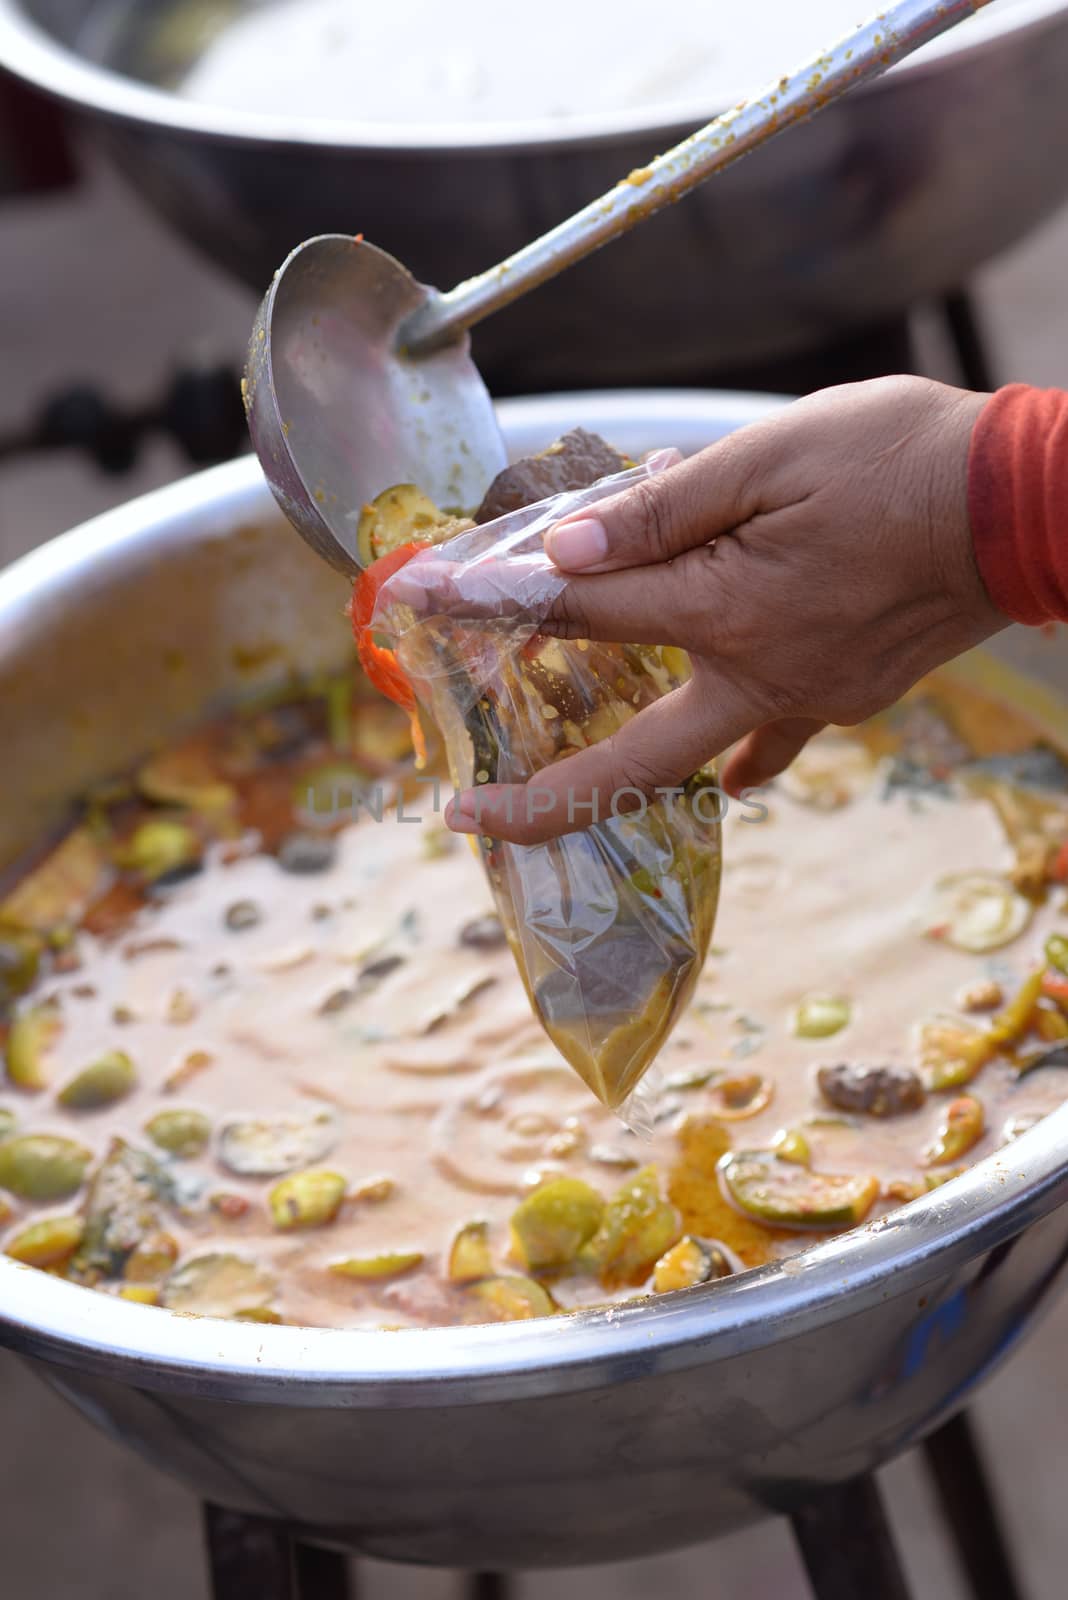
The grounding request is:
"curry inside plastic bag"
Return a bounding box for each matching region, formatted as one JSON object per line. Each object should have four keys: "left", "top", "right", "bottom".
{"left": 366, "top": 462, "right": 723, "bottom": 1119}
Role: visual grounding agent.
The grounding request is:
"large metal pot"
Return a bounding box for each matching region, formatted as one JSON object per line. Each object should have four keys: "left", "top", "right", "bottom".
{"left": 2, "top": 2, "right": 1068, "bottom": 389}
{"left": 3, "top": 390, "right": 1068, "bottom": 1569}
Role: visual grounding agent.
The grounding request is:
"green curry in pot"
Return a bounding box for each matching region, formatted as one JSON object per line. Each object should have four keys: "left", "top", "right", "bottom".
{"left": 1, "top": 647, "right": 1067, "bottom": 1328}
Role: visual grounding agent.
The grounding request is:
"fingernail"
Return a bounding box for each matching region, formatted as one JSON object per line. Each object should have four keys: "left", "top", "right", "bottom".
{"left": 445, "top": 792, "right": 481, "bottom": 835}
{"left": 545, "top": 517, "right": 607, "bottom": 570}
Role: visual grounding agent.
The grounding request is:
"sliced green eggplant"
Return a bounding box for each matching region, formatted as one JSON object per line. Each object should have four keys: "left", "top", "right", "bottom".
{"left": 509, "top": 1177, "right": 604, "bottom": 1271}
{"left": 720, "top": 1150, "right": 878, "bottom": 1230}
{"left": 218, "top": 1111, "right": 337, "bottom": 1177}
{"left": 162, "top": 1252, "right": 277, "bottom": 1319}
{"left": 584, "top": 1166, "right": 682, "bottom": 1289}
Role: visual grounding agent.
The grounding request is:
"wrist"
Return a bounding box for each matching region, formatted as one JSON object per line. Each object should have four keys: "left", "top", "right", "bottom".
{"left": 928, "top": 386, "right": 1000, "bottom": 637}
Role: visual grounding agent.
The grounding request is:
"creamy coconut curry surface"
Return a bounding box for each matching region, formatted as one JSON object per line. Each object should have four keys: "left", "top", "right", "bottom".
{"left": 1, "top": 660, "right": 1068, "bottom": 1328}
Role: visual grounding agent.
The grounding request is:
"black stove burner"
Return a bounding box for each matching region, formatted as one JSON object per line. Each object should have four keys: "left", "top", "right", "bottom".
{"left": 488, "top": 290, "right": 997, "bottom": 402}
{"left": 699, "top": 290, "right": 995, "bottom": 402}
{"left": 0, "top": 290, "right": 996, "bottom": 481}
{"left": 202, "top": 1409, "right": 1023, "bottom": 1600}
{"left": 0, "top": 360, "right": 248, "bottom": 475}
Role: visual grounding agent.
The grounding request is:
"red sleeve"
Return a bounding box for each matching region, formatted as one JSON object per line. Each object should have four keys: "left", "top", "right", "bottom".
{"left": 968, "top": 384, "right": 1068, "bottom": 625}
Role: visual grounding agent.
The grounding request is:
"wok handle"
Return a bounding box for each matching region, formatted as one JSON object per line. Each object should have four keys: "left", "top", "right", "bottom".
{"left": 401, "top": 0, "right": 990, "bottom": 355}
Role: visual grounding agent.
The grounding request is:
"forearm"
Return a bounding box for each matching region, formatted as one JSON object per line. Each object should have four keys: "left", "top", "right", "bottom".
{"left": 969, "top": 384, "right": 1068, "bottom": 626}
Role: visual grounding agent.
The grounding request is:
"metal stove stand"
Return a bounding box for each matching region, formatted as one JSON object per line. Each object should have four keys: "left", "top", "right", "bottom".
{"left": 203, "top": 1408, "right": 1026, "bottom": 1600}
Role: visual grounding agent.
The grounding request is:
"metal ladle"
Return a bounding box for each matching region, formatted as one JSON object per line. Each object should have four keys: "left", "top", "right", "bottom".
{"left": 245, "top": 0, "right": 990, "bottom": 577}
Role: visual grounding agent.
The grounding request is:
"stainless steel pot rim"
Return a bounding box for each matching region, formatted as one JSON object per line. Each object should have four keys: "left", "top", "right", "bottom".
{"left": 3, "top": 433, "right": 1068, "bottom": 1404}
{"left": 3, "top": 1106, "right": 1067, "bottom": 1405}
{"left": 0, "top": 0, "right": 1064, "bottom": 155}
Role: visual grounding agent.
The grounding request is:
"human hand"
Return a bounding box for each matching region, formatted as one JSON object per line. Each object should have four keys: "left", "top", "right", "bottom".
{"left": 445, "top": 376, "right": 1002, "bottom": 844}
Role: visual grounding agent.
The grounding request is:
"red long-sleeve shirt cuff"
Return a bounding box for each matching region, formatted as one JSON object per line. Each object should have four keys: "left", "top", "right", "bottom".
{"left": 969, "top": 383, "right": 1068, "bottom": 626}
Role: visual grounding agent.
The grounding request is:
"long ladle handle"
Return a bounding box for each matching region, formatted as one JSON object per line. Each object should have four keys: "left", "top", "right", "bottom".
{"left": 400, "top": 0, "right": 990, "bottom": 356}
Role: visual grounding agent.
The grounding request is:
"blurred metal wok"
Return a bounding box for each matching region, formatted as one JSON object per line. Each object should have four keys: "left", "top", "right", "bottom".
{"left": 2, "top": 2, "right": 1068, "bottom": 388}
{"left": 2, "top": 390, "right": 1068, "bottom": 1567}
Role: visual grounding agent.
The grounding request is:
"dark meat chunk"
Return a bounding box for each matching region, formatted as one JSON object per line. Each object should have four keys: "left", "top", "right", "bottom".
{"left": 817, "top": 1063, "right": 926, "bottom": 1118}
{"left": 277, "top": 832, "right": 337, "bottom": 874}
{"left": 475, "top": 429, "right": 628, "bottom": 523}
{"left": 965, "top": 744, "right": 1068, "bottom": 795}
{"left": 459, "top": 914, "right": 508, "bottom": 951}
{"left": 534, "top": 921, "right": 695, "bottom": 1028}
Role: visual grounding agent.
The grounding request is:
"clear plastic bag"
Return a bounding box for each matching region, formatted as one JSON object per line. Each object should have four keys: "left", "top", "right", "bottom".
{"left": 370, "top": 461, "right": 722, "bottom": 1118}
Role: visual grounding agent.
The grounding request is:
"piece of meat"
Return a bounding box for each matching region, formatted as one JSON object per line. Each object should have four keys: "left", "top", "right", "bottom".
{"left": 475, "top": 429, "right": 629, "bottom": 523}
{"left": 817, "top": 1063, "right": 926, "bottom": 1118}
{"left": 458, "top": 914, "right": 508, "bottom": 951}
